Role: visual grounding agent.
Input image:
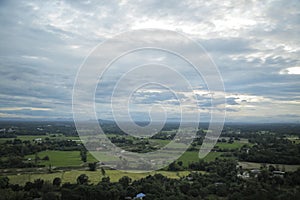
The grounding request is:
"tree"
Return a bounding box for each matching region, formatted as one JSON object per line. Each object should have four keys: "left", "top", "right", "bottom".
{"left": 178, "top": 161, "right": 183, "bottom": 166}
{"left": 101, "top": 167, "right": 106, "bottom": 176}
{"left": 119, "top": 176, "right": 131, "bottom": 188}
{"left": 88, "top": 162, "right": 97, "bottom": 171}
{"left": 53, "top": 177, "right": 61, "bottom": 187}
{"left": 268, "top": 165, "right": 275, "bottom": 172}
{"left": 0, "top": 176, "right": 9, "bottom": 188}
{"left": 77, "top": 174, "right": 89, "bottom": 185}
{"left": 167, "top": 161, "right": 182, "bottom": 171}
{"left": 43, "top": 155, "right": 50, "bottom": 161}
{"left": 101, "top": 176, "right": 110, "bottom": 183}
{"left": 34, "top": 178, "right": 44, "bottom": 190}
{"left": 80, "top": 148, "right": 87, "bottom": 163}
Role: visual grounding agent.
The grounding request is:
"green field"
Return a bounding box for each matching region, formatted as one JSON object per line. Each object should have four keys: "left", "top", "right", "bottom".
{"left": 25, "top": 151, "right": 97, "bottom": 167}
{"left": 176, "top": 140, "right": 250, "bottom": 166}
{"left": 149, "top": 139, "right": 171, "bottom": 147}
{"left": 7, "top": 169, "right": 190, "bottom": 185}
{"left": 178, "top": 151, "right": 224, "bottom": 167}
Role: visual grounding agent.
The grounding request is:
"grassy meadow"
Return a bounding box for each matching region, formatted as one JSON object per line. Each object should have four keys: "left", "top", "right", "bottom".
{"left": 7, "top": 169, "right": 191, "bottom": 185}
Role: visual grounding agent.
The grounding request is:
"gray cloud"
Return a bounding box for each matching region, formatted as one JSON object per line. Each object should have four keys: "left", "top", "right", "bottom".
{"left": 0, "top": 0, "right": 299, "bottom": 122}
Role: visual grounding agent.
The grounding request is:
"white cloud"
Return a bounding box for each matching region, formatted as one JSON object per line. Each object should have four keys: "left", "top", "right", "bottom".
{"left": 280, "top": 67, "right": 300, "bottom": 75}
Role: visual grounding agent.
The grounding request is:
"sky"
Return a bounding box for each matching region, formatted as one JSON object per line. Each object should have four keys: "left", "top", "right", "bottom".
{"left": 0, "top": 0, "right": 299, "bottom": 123}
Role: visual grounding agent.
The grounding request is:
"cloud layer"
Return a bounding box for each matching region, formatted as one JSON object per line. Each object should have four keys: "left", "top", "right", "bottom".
{"left": 0, "top": 0, "right": 299, "bottom": 122}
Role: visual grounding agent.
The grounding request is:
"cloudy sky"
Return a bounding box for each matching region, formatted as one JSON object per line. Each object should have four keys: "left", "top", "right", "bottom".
{"left": 0, "top": 0, "right": 299, "bottom": 123}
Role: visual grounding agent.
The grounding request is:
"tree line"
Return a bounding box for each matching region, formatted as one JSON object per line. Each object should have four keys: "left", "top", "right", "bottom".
{"left": 1, "top": 160, "right": 299, "bottom": 200}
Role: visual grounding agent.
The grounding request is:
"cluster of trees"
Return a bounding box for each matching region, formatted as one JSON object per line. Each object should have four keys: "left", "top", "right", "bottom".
{"left": 109, "top": 136, "right": 158, "bottom": 153}
{"left": 221, "top": 123, "right": 300, "bottom": 137}
{"left": 239, "top": 134, "right": 300, "bottom": 164}
{"left": 167, "top": 159, "right": 240, "bottom": 177}
{"left": 187, "top": 159, "right": 236, "bottom": 173}
{"left": 86, "top": 135, "right": 160, "bottom": 153}
{"left": 1, "top": 161, "right": 300, "bottom": 200}
{"left": 0, "top": 132, "right": 17, "bottom": 138}
{"left": 80, "top": 148, "right": 87, "bottom": 163}
{"left": 150, "top": 132, "right": 175, "bottom": 140}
